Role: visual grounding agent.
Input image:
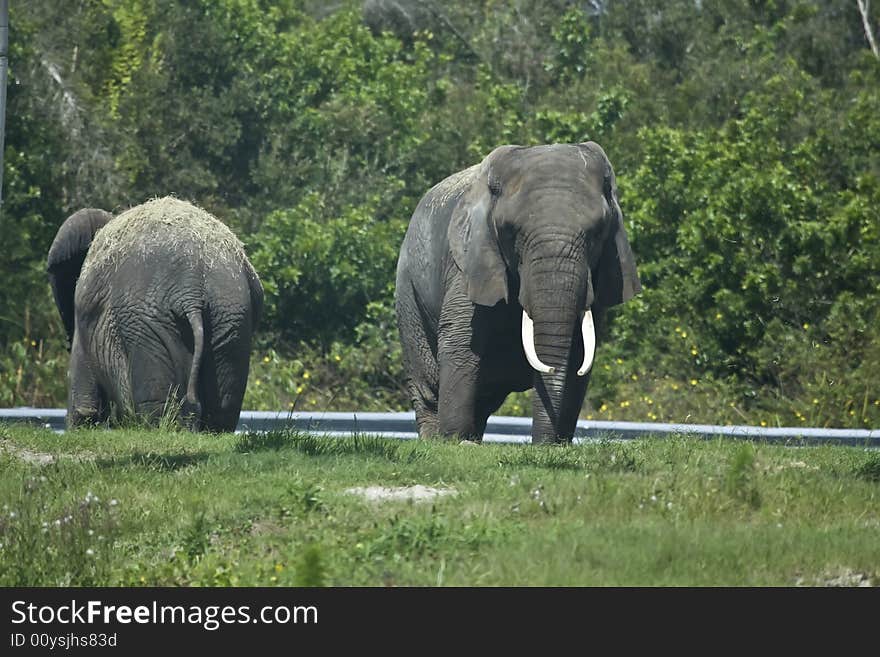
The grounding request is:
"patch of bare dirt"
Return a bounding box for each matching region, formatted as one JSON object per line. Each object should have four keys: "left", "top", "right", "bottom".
{"left": 795, "top": 568, "right": 874, "bottom": 587}
{"left": 249, "top": 519, "right": 286, "bottom": 536}
{"left": 344, "top": 485, "right": 458, "bottom": 503}
{"left": 0, "top": 439, "right": 93, "bottom": 466}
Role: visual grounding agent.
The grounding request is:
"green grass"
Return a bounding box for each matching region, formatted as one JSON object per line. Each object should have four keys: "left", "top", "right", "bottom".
{"left": 1, "top": 424, "right": 878, "bottom": 586}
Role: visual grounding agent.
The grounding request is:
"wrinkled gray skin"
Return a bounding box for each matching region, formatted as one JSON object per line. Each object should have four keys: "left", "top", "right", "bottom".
{"left": 395, "top": 142, "right": 641, "bottom": 443}
{"left": 47, "top": 207, "right": 263, "bottom": 432}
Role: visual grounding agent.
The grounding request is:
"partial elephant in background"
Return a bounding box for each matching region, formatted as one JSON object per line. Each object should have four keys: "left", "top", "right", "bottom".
{"left": 395, "top": 142, "right": 641, "bottom": 443}
{"left": 47, "top": 197, "right": 263, "bottom": 431}
{"left": 47, "top": 208, "right": 114, "bottom": 349}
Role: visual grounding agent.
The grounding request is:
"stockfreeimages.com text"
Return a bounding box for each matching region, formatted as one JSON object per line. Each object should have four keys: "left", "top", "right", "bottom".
{"left": 11, "top": 600, "right": 317, "bottom": 631}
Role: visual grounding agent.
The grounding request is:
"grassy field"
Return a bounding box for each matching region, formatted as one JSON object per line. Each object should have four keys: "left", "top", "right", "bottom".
{"left": 1, "top": 424, "right": 878, "bottom": 586}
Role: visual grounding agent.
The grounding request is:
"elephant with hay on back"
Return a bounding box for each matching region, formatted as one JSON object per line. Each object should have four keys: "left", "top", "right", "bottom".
{"left": 47, "top": 197, "right": 263, "bottom": 431}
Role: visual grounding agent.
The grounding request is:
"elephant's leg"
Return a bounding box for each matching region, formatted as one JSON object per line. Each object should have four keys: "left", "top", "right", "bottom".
{"left": 471, "top": 388, "right": 511, "bottom": 440}
{"left": 126, "top": 322, "right": 190, "bottom": 426}
{"left": 403, "top": 352, "right": 440, "bottom": 438}
{"left": 198, "top": 319, "right": 252, "bottom": 433}
{"left": 199, "top": 353, "right": 247, "bottom": 433}
{"left": 436, "top": 282, "right": 488, "bottom": 440}
{"left": 438, "top": 356, "right": 482, "bottom": 440}
{"left": 67, "top": 340, "right": 108, "bottom": 428}
{"left": 407, "top": 347, "right": 439, "bottom": 438}
{"left": 414, "top": 394, "right": 439, "bottom": 438}
{"left": 396, "top": 281, "right": 440, "bottom": 438}
{"left": 128, "top": 363, "right": 185, "bottom": 426}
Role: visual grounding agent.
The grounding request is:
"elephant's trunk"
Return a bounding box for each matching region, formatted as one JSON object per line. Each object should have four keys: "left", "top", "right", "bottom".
{"left": 523, "top": 265, "right": 592, "bottom": 443}
{"left": 522, "top": 309, "right": 596, "bottom": 377}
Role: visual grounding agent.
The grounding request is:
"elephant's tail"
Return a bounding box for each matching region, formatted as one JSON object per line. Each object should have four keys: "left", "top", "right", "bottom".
{"left": 183, "top": 309, "right": 205, "bottom": 428}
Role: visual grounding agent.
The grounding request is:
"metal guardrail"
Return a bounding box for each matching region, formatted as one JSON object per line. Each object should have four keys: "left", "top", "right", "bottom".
{"left": 1, "top": 407, "right": 879, "bottom": 446}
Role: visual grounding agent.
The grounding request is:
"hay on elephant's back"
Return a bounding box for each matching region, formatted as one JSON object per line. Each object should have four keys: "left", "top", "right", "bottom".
{"left": 84, "top": 197, "right": 250, "bottom": 275}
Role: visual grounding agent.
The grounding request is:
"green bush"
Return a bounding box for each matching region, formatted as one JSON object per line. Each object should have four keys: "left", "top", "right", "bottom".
{"left": 250, "top": 194, "right": 406, "bottom": 348}
{"left": 4, "top": 1, "right": 879, "bottom": 430}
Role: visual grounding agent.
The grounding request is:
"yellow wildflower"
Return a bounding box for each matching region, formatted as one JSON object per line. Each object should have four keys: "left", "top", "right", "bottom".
{"left": 690, "top": 379, "right": 698, "bottom": 386}
{"left": 302, "top": 371, "right": 310, "bottom": 380}
{"left": 263, "top": 356, "right": 270, "bottom": 363}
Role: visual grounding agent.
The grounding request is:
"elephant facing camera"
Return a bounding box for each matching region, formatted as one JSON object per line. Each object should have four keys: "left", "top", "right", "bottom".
{"left": 47, "top": 197, "right": 264, "bottom": 432}
{"left": 395, "top": 142, "right": 641, "bottom": 444}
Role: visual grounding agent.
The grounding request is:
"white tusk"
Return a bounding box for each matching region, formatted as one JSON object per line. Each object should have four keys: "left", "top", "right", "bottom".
{"left": 521, "top": 310, "right": 555, "bottom": 374}
{"left": 577, "top": 309, "right": 596, "bottom": 376}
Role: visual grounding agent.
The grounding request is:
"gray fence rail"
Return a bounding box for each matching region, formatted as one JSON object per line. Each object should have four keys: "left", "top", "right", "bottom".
{"left": 1, "top": 407, "right": 878, "bottom": 446}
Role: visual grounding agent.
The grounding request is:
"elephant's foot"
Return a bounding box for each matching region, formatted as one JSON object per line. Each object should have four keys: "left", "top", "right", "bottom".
{"left": 68, "top": 405, "right": 104, "bottom": 429}
{"left": 415, "top": 409, "right": 440, "bottom": 438}
{"left": 180, "top": 399, "right": 203, "bottom": 432}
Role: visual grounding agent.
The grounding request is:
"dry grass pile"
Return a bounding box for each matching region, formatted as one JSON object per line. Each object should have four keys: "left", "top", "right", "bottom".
{"left": 83, "top": 196, "right": 250, "bottom": 275}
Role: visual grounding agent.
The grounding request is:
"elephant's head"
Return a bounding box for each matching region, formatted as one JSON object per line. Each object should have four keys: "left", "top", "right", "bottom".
{"left": 448, "top": 142, "right": 641, "bottom": 440}
{"left": 47, "top": 208, "right": 114, "bottom": 347}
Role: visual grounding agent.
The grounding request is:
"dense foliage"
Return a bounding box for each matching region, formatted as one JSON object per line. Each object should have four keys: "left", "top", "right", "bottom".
{"left": 2, "top": 0, "right": 878, "bottom": 427}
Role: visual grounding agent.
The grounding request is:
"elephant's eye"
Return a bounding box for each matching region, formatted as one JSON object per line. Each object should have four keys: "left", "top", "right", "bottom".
{"left": 488, "top": 175, "right": 502, "bottom": 196}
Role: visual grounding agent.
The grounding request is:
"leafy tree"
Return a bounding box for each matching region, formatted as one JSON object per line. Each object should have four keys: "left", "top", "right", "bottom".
{"left": 1, "top": 0, "right": 878, "bottom": 425}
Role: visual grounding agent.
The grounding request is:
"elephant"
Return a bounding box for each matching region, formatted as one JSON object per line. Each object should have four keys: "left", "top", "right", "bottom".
{"left": 395, "top": 142, "right": 641, "bottom": 443}
{"left": 47, "top": 197, "right": 263, "bottom": 432}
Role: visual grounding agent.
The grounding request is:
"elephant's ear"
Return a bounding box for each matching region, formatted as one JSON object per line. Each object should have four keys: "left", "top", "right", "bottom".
{"left": 47, "top": 208, "right": 114, "bottom": 347}
{"left": 581, "top": 142, "right": 642, "bottom": 308}
{"left": 447, "top": 149, "right": 513, "bottom": 307}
